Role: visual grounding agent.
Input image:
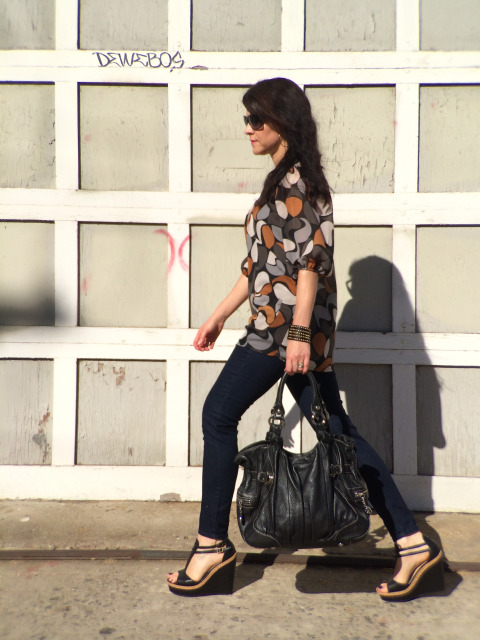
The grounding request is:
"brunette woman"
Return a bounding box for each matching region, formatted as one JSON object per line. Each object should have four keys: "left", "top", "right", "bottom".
{"left": 167, "top": 78, "right": 444, "bottom": 601}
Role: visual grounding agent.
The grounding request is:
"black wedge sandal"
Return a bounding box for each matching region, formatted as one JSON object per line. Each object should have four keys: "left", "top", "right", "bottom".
{"left": 167, "top": 538, "right": 237, "bottom": 597}
{"left": 378, "top": 536, "right": 445, "bottom": 602}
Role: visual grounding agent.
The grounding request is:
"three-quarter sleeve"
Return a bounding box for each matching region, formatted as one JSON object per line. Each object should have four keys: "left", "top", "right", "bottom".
{"left": 279, "top": 188, "right": 334, "bottom": 277}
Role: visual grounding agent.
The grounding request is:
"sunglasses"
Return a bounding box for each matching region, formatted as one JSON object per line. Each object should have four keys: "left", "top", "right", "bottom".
{"left": 243, "top": 114, "right": 264, "bottom": 131}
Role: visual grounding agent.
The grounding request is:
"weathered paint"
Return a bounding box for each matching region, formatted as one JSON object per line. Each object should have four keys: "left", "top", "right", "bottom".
{"left": 0, "top": 0, "right": 55, "bottom": 49}
{"left": 192, "top": 86, "right": 271, "bottom": 193}
{"left": 417, "top": 226, "right": 480, "bottom": 333}
{"left": 79, "top": 0, "right": 168, "bottom": 50}
{"left": 305, "top": 0, "right": 396, "bottom": 52}
{"left": 189, "top": 361, "right": 278, "bottom": 466}
{"left": 192, "top": 0, "right": 281, "bottom": 52}
{"left": 79, "top": 85, "right": 168, "bottom": 191}
{"left": 79, "top": 224, "right": 168, "bottom": 328}
{"left": 76, "top": 360, "right": 167, "bottom": 465}
{"left": 190, "top": 225, "right": 249, "bottom": 330}
{"left": 417, "top": 366, "right": 480, "bottom": 477}
{"left": 420, "top": 0, "right": 480, "bottom": 51}
{"left": 0, "top": 222, "right": 55, "bottom": 326}
{"left": 0, "top": 84, "right": 55, "bottom": 188}
{"left": 0, "top": 360, "right": 53, "bottom": 465}
{"left": 335, "top": 227, "right": 393, "bottom": 332}
{"left": 307, "top": 86, "right": 396, "bottom": 193}
{"left": 419, "top": 85, "right": 480, "bottom": 192}
{"left": 302, "top": 364, "right": 393, "bottom": 472}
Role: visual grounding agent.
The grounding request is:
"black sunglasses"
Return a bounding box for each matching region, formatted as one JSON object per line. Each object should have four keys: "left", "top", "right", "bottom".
{"left": 243, "top": 114, "right": 264, "bottom": 130}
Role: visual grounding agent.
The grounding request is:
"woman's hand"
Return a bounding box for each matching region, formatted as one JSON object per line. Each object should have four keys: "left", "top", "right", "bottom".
{"left": 193, "top": 316, "right": 225, "bottom": 351}
{"left": 285, "top": 339, "right": 310, "bottom": 375}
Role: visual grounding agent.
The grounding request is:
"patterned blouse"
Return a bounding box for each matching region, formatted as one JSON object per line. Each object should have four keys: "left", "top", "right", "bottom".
{"left": 238, "top": 167, "right": 337, "bottom": 372}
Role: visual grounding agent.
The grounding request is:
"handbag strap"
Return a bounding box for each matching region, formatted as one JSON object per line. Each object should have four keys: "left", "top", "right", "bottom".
{"left": 266, "top": 371, "right": 330, "bottom": 444}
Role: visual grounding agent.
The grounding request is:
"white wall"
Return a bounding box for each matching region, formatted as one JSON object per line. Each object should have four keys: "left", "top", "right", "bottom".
{"left": 0, "top": 0, "right": 479, "bottom": 512}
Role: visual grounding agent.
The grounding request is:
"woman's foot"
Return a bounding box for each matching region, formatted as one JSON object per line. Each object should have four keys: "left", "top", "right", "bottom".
{"left": 167, "top": 536, "right": 237, "bottom": 596}
{"left": 376, "top": 532, "right": 429, "bottom": 594}
{"left": 376, "top": 533, "right": 444, "bottom": 601}
{"left": 167, "top": 535, "right": 224, "bottom": 584}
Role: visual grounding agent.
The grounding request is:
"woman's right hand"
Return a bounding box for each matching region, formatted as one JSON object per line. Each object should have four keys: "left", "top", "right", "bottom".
{"left": 193, "top": 316, "right": 225, "bottom": 351}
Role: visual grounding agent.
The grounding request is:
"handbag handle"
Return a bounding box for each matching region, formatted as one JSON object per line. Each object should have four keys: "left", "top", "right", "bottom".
{"left": 266, "top": 371, "right": 330, "bottom": 444}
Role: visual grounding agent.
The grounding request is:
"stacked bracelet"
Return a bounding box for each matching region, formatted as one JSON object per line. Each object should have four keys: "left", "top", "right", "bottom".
{"left": 287, "top": 324, "right": 312, "bottom": 344}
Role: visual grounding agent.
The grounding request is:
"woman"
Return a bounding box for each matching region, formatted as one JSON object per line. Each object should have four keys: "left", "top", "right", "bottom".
{"left": 167, "top": 78, "right": 444, "bottom": 601}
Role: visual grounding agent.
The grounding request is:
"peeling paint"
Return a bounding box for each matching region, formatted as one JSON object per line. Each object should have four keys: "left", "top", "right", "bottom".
{"left": 159, "top": 493, "right": 181, "bottom": 502}
{"left": 113, "top": 366, "right": 126, "bottom": 386}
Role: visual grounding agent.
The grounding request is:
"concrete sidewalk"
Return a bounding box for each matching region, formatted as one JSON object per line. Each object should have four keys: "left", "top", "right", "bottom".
{"left": 1, "top": 501, "right": 479, "bottom": 570}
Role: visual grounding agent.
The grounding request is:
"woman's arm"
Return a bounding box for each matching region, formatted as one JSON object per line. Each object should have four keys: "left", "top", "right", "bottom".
{"left": 285, "top": 269, "right": 318, "bottom": 374}
{"left": 193, "top": 274, "right": 249, "bottom": 351}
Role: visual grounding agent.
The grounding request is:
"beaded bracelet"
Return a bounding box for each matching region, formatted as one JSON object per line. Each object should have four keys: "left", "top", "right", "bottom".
{"left": 287, "top": 324, "right": 312, "bottom": 343}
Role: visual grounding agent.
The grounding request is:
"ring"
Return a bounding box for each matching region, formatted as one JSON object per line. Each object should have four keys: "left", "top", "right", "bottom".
{"left": 297, "top": 363, "right": 303, "bottom": 369}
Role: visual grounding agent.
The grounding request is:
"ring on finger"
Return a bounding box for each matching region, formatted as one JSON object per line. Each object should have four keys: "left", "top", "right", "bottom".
{"left": 297, "top": 363, "right": 303, "bottom": 369}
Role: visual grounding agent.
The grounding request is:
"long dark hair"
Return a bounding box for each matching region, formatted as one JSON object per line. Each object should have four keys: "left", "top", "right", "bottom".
{"left": 242, "top": 78, "right": 331, "bottom": 207}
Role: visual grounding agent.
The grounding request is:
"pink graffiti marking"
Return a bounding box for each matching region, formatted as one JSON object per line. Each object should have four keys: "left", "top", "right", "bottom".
{"left": 154, "top": 229, "right": 176, "bottom": 272}
{"left": 178, "top": 235, "right": 190, "bottom": 272}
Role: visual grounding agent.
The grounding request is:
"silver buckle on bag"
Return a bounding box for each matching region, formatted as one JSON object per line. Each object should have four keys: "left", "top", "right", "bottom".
{"left": 257, "top": 471, "right": 274, "bottom": 485}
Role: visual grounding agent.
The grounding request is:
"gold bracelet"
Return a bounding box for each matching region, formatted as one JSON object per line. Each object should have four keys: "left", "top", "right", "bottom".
{"left": 288, "top": 325, "right": 312, "bottom": 343}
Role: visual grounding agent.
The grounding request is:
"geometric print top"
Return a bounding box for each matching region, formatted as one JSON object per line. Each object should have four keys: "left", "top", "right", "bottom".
{"left": 238, "top": 167, "right": 337, "bottom": 372}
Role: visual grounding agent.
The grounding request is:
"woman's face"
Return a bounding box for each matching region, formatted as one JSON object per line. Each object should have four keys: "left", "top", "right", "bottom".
{"left": 244, "top": 112, "right": 287, "bottom": 166}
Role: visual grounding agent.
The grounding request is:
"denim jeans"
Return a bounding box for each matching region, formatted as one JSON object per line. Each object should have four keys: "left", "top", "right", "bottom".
{"left": 199, "top": 345, "right": 418, "bottom": 542}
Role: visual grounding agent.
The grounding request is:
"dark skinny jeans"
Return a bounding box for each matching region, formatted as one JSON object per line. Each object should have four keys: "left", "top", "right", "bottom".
{"left": 199, "top": 345, "right": 418, "bottom": 542}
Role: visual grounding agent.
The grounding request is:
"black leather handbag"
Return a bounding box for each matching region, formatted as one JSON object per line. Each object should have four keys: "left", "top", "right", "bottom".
{"left": 234, "top": 371, "right": 371, "bottom": 549}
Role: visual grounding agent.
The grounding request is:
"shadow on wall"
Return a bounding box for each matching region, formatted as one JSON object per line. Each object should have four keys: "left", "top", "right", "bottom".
{"left": 336, "top": 256, "right": 446, "bottom": 512}
{"left": 0, "top": 295, "right": 57, "bottom": 326}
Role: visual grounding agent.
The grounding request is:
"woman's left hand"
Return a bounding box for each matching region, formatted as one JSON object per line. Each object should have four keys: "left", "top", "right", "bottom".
{"left": 285, "top": 340, "right": 310, "bottom": 375}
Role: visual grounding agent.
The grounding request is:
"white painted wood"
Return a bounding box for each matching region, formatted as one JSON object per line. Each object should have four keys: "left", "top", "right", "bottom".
{"left": 165, "top": 359, "right": 190, "bottom": 466}
{"left": 392, "top": 365, "right": 417, "bottom": 475}
{"left": 79, "top": 223, "right": 168, "bottom": 328}
{"left": 417, "top": 366, "right": 480, "bottom": 477}
{"left": 335, "top": 227, "right": 392, "bottom": 332}
{"left": 168, "top": 83, "right": 191, "bottom": 192}
{"left": 394, "top": 475, "right": 480, "bottom": 514}
{"left": 3, "top": 49, "right": 480, "bottom": 72}
{"left": 54, "top": 82, "right": 79, "bottom": 190}
{"left": 0, "top": 360, "right": 53, "bottom": 465}
{"left": 168, "top": 0, "right": 191, "bottom": 52}
{"left": 0, "top": 84, "right": 55, "bottom": 188}
{"left": 190, "top": 225, "right": 249, "bottom": 330}
{"left": 191, "top": 0, "right": 281, "bottom": 52}
{"left": 281, "top": 387, "right": 302, "bottom": 453}
{"left": 0, "top": 465, "right": 478, "bottom": 512}
{"left": 4, "top": 328, "right": 480, "bottom": 363}
{"left": 2, "top": 7, "right": 480, "bottom": 510}
{"left": 281, "top": 0, "right": 305, "bottom": 52}
{"left": 76, "top": 360, "right": 167, "bottom": 465}
{"left": 391, "top": 225, "right": 416, "bottom": 333}
{"left": 167, "top": 223, "right": 190, "bottom": 328}
{"left": 396, "top": 0, "right": 420, "bottom": 52}
{"left": 419, "top": 85, "right": 480, "bottom": 193}
{"left": 55, "top": 0, "right": 78, "bottom": 51}
{"left": 79, "top": 84, "right": 169, "bottom": 191}
{"left": 417, "top": 227, "right": 480, "bottom": 333}
{"left": 79, "top": 0, "right": 168, "bottom": 51}
{"left": 420, "top": 0, "right": 480, "bottom": 51}
{"left": 394, "top": 84, "right": 419, "bottom": 193}
{"left": 0, "top": 0, "right": 55, "bottom": 50}
{"left": 305, "top": 0, "right": 396, "bottom": 52}
{"left": 51, "top": 358, "right": 77, "bottom": 466}
{"left": 55, "top": 221, "right": 78, "bottom": 327}
{"left": 1, "top": 190, "right": 480, "bottom": 226}
{"left": 308, "top": 86, "right": 396, "bottom": 193}
{"left": 0, "top": 222, "right": 55, "bottom": 326}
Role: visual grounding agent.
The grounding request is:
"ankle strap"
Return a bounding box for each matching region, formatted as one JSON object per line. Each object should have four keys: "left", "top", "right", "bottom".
{"left": 396, "top": 540, "right": 429, "bottom": 557}
{"left": 195, "top": 539, "right": 230, "bottom": 554}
